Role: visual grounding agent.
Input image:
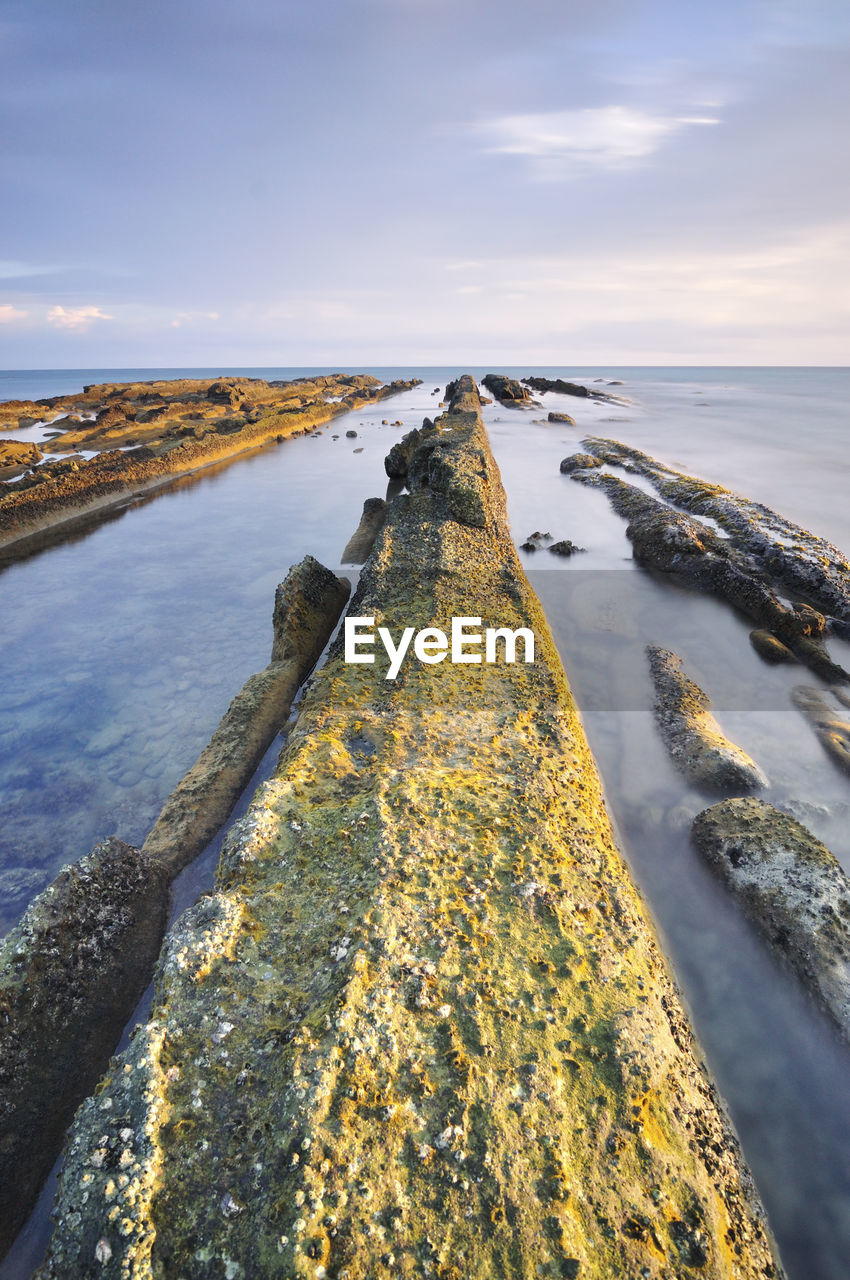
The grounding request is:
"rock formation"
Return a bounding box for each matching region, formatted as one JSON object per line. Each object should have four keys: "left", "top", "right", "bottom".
{"left": 647, "top": 647, "right": 768, "bottom": 791}
{"left": 692, "top": 798, "right": 850, "bottom": 1038}
{"left": 38, "top": 378, "right": 782, "bottom": 1280}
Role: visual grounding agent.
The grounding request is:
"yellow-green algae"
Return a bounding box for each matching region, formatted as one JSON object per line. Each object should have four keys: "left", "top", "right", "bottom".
{"left": 39, "top": 379, "right": 782, "bottom": 1280}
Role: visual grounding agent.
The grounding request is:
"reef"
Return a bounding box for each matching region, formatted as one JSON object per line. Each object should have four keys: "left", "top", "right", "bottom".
{"left": 0, "top": 556, "right": 349, "bottom": 1258}
{"left": 522, "top": 377, "right": 624, "bottom": 404}
{"left": 567, "top": 451, "right": 849, "bottom": 685}
{"left": 39, "top": 378, "right": 782, "bottom": 1280}
{"left": 692, "top": 798, "right": 850, "bottom": 1039}
{"left": 0, "top": 374, "right": 420, "bottom": 553}
{"left": 647, "top": 647, "right": 768, "bottom": 792}
{"left": 572, "top": 437, "right": 850, "bottom": 634}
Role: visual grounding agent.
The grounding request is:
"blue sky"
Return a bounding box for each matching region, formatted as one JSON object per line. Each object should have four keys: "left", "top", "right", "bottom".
{"left": 2, "top": 0, "right": 849, "bottom": 365}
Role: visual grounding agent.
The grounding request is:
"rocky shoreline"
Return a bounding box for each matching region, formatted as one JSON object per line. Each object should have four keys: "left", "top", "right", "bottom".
{"left": 34, "top": 378, "right": 782, "bottom": 1279}
{"left": 0, "top": 374, "right": 420, "bottom": 555}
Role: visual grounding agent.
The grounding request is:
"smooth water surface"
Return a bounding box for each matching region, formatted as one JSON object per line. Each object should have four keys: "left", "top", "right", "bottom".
{"left": 2, "top": 366, "right": 850, "bottom": 1278}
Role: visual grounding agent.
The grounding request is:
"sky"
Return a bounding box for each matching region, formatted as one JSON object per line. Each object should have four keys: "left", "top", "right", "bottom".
{"left": 1, "top": 0, "right": 849, "bottom": 366}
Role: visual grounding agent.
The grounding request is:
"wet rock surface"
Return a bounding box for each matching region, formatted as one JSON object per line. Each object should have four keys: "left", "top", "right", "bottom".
{"left": 0, "top": 837, "right": 170, "bottom": 1256}
{"left": 571, "top": 460, "right": 849, "bottom": 685}
{"left": 521, "top": 376, "right": 623, "bottom": 403}
{"left": 0, "top": 374, "right": 420, "bottom": 552}
{"left": 749, "top": 630, "right": 797, "bottom": 664}
{"left": 692, "top": 798, "right": 850, "bottom": 1038}
{"left": 792, "top": 686, "right": 850, "bottom": 776}
{"left": 547, "top": 411, "right": 577, "bottom": 424}
{"left": 480, "top": 373, "right": 534, "bottom": 406}
{"left": 341, "top": 496, "right": 387, "bottom": 564}
{"left": 647, "top": 646, "right": 768, "bottom": 791}
{"left": 576, "top": 436, "right": 850, "bottom": 629}
{"left": 39, "top": 378, "right": 782, "bottom": 1280}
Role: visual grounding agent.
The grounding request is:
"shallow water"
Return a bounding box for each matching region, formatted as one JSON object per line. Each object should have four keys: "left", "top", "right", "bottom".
{"left": 2, "top": 366, "right": 850, "bottom": 1278}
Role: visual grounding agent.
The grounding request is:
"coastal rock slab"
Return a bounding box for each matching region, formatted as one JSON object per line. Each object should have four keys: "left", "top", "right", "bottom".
{"left": 40, "top": 378, "right": 783, "bottom": 1280}
{"left": 648, "top": 646, "right": 768, "bottom": 791}
{"left": 692, "top": 798, "right": 850, "bottom": 1037}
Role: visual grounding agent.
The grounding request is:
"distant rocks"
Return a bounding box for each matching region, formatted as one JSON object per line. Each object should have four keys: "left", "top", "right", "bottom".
{"left": 480, "top": 374, "right": 533, "bottom": 407}
{"left": 522, "top": 376, "right": 622, "bottom": 403}
{"left": 549, "top": 539, "right": 584, "bottom": 557}
{"left": 692, "top": 797, "right": 850, "bottom": 1038}
{"left": 548, "top": 411, "right": 576, "bottom": 425}
{"left": 648, "top": 645, "right": 768, "bottom": 791}
{"left": 346, "top": 429, "right": 358, "bottom": 438}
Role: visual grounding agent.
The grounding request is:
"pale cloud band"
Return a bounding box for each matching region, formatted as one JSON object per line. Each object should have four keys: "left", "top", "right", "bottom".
{"left": 47, "top": 305, "right": 114, "bottom": 331}
{"left": 474, "top": 105, "right": 720, "bottom": 175}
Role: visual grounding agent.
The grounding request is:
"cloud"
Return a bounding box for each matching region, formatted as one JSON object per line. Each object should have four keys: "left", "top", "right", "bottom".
{"left": 0, "top": 303, "right": 28, "bottom": 323}
{"left": 47, "top": 304, "right": 114, "bottom": 331}
{"left": 474, "top": 105, "right": 719, "bottom": 175}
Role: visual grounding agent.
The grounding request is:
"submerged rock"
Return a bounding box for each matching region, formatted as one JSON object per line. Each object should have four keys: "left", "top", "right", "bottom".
{"left": 792, "top": 686, "right": 850, "bottom": 776}
{"left": 39, "top": 378, "right": 783, "bottom": 1280}
{"left": 692, "top": 798, "right": 850, "bottom": 1037}
{"left": 648, "top": 646, "right": 768, "bottom": 791}
{"left": 549, "top": 539, "right": 585, "bottom": 556}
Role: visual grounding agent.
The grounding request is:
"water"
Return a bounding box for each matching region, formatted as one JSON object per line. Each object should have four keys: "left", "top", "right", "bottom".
{"left": 1, "top": 366, "right": 849, "bottom": 1278}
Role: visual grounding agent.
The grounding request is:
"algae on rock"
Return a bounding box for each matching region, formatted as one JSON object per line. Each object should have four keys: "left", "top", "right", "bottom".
{"left": 40, "top": 378, "right": 782, "bottom": 1280}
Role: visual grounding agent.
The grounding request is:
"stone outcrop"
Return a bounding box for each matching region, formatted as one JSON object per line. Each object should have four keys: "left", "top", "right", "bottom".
{"left": 692, "top": 798, "right": 850, "bottom": 1038}
{"left": 480, "top": 373, "right": 533, "bottom": 406}
{"left": 647, "top": 647, "right": 768, "bottom": 791}
{"left": 560, "top": 453, "right": 602, "bottom": 474}
{"left": 0, "top": 557, "right": 349, "bottom": 1260}
{"left": 0, "top": 438, "right": 43, "bottom": 468}
{"left": 39, "top": 377, "right": 782, "bottom": 1280}
{"left": 0, "top": 374, "right": 420, "bottom": 553}
{"left": 548, "top": 411, "right": 576, "bottom": 424}
{"left": 792, "top": 686, "right": 850, "bottom": 776}
{"left": 522, "top": 376, "right": 623, "bottom": 403}
{"left": 575, "top": 437, "right": 850, "bottom": 634}
{"left": 570, "top": 463, "right": 849, "bottom": 685}
{"left": 341, "top": 497, "right": 387, "bottom": 564}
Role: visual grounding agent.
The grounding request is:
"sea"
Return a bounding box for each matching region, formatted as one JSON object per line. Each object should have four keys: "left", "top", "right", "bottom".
{"left": 1, "top": 365, "right": 849, "bottom": 1278}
